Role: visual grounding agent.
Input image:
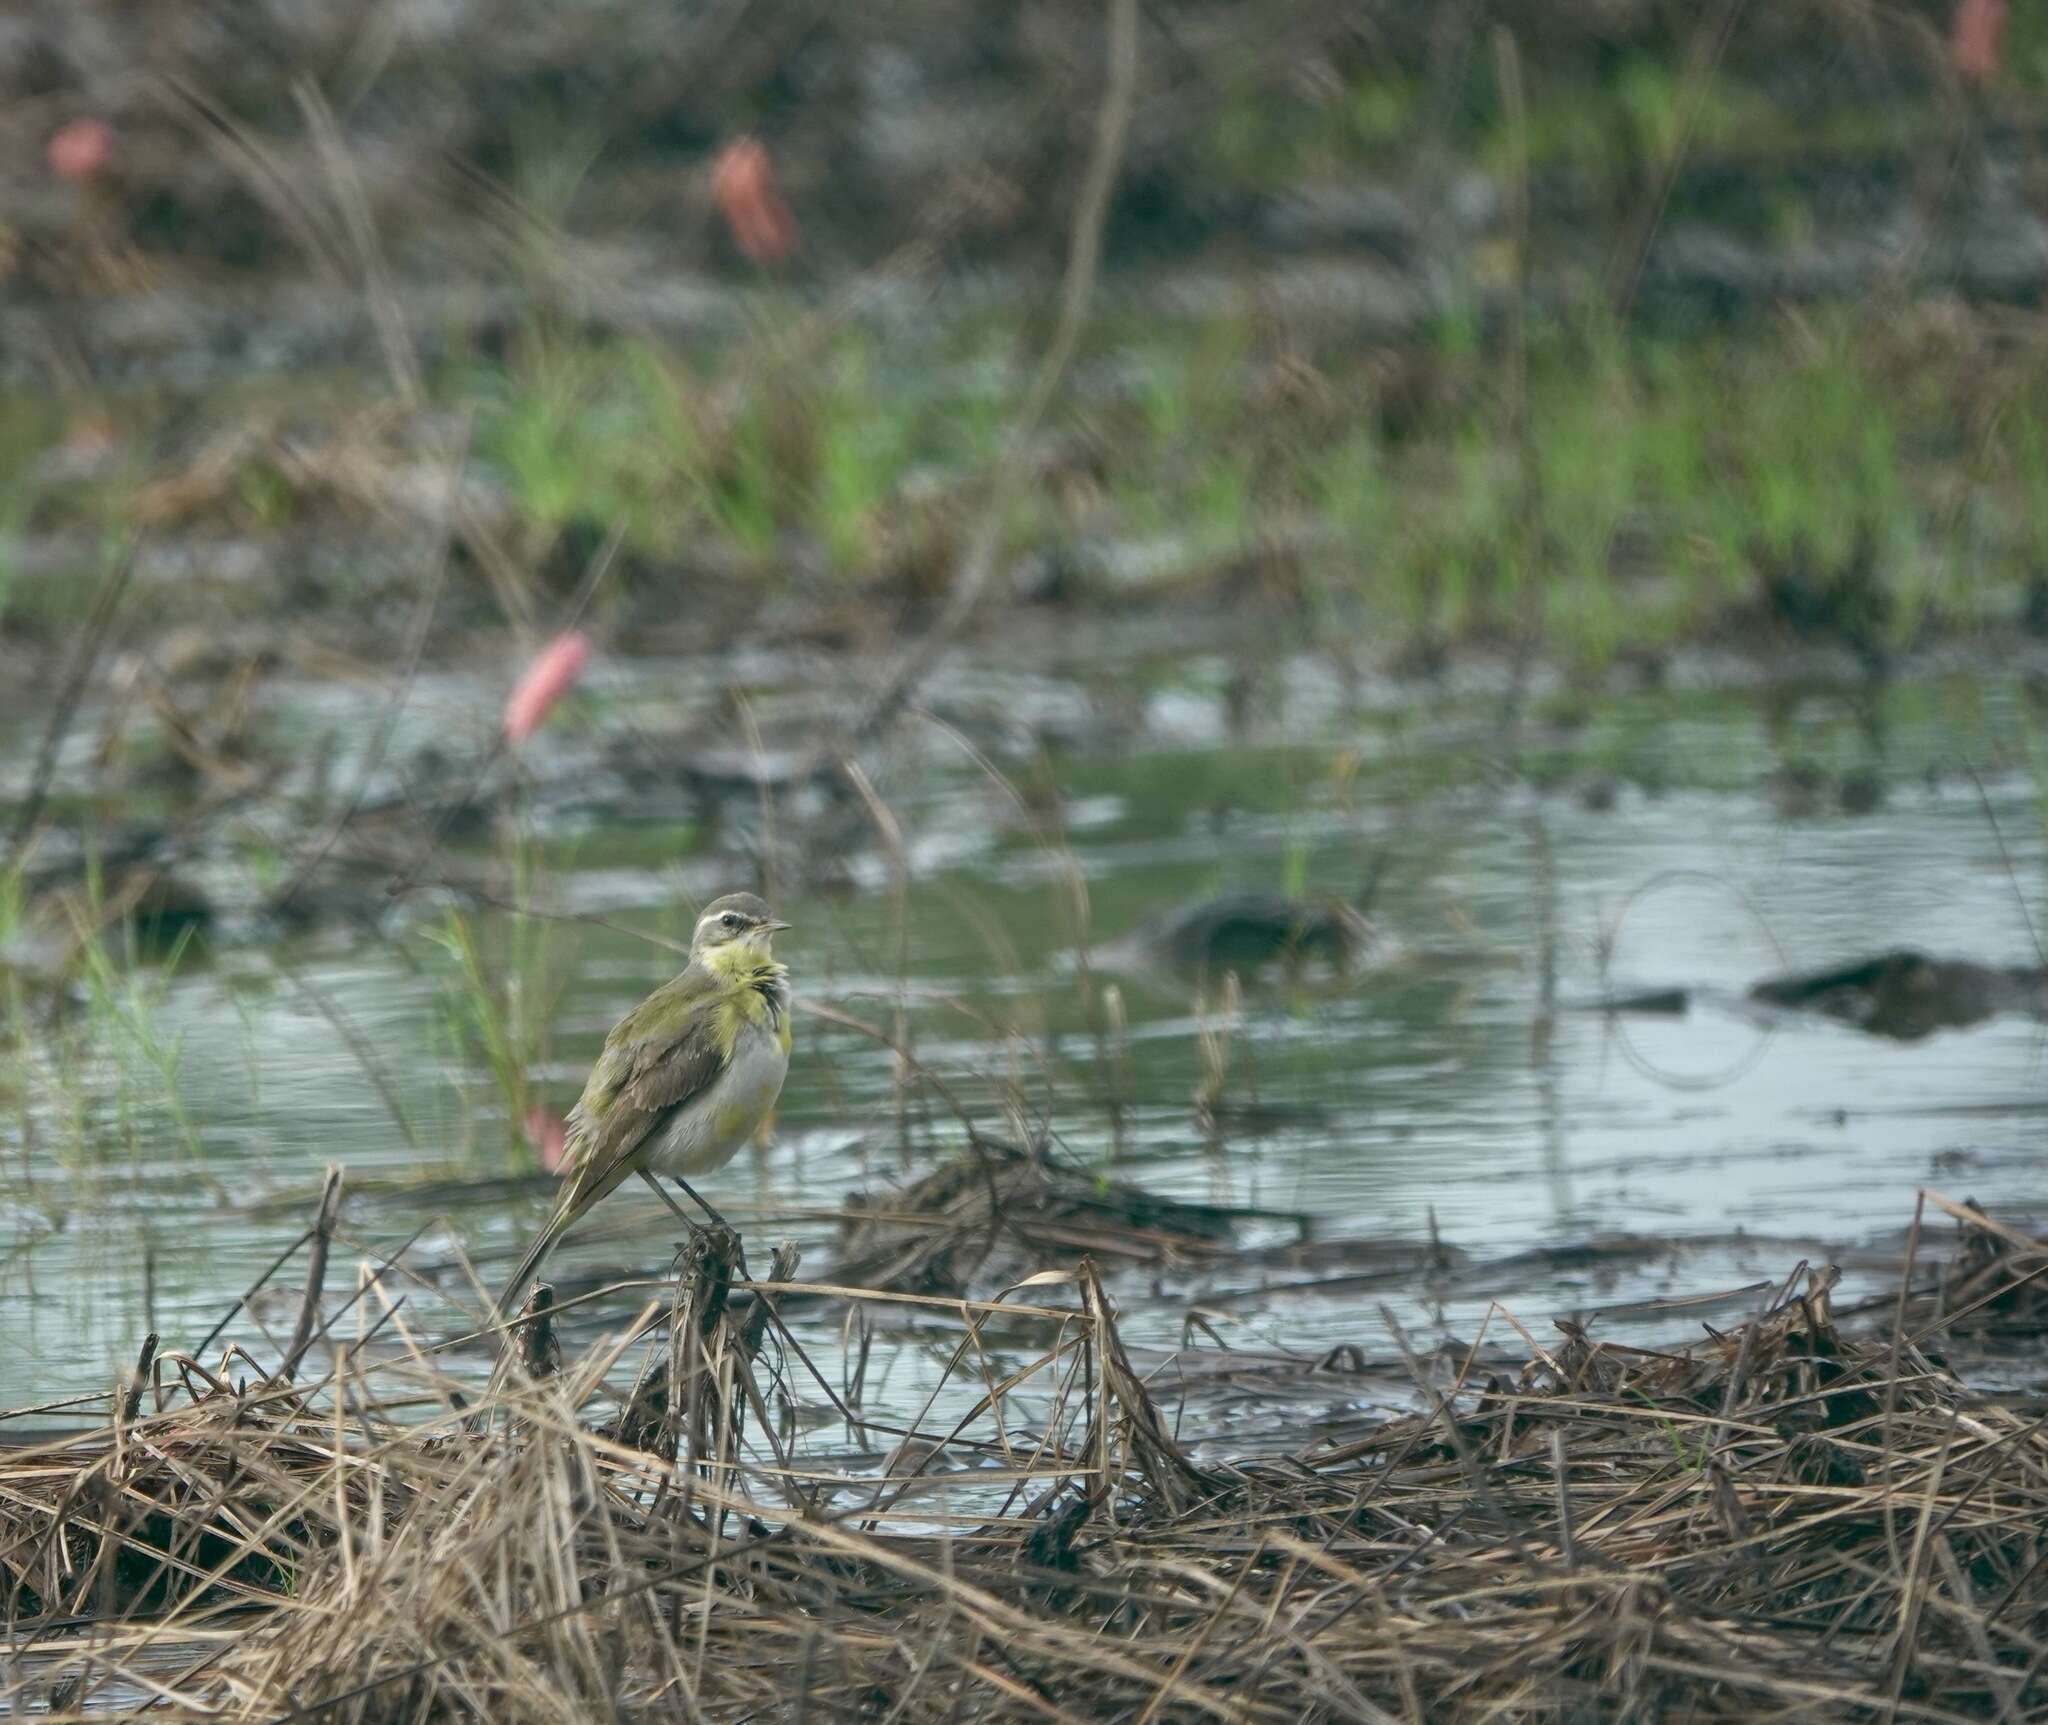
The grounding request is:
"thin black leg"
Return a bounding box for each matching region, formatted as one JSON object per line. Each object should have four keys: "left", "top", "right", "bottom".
{"left": 667, "top": 1174, "right": 730, "bottom": 1231}
{"left": 639, "top": 1169, "right": 699, "bottom": 1229}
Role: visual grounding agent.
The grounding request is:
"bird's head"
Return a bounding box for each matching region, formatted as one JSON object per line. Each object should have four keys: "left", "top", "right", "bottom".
{"left": 691, "top": 892, "right": 790, "bottom": 962}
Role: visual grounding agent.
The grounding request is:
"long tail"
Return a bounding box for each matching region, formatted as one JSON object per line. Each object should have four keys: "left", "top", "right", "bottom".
{"left": 497, "top": 1202, "right": 580, "bottom": 1326}
{"left": 496, "top": 1149, "right": 638, "bottom": 1324}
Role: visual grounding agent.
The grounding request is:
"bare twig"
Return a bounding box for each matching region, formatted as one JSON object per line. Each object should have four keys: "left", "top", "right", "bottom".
{"left": 271, "top": 422, "right": 465, "bottom": 917}
{"left": 8, "top": 542, "right": 138, "bottom": 857}
{"left": 848, "top": 0, "right": 1139, "bottom": 744}
{"left": 1607, "top": 0, "right": 1750, "bottom": 321}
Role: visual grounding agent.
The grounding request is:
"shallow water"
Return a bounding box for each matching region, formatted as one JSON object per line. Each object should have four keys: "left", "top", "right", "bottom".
{"left": 3, "top": 648, "right": 2045, "bottom": 1422}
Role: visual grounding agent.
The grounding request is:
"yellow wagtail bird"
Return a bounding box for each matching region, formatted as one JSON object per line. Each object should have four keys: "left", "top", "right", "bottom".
{"left": 498, "top": 892, "right": 792, "bottom": 1319}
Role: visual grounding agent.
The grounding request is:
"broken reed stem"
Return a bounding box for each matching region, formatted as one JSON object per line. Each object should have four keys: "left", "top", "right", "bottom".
{"left": 279, "top": 1164, "right": 344, "bottom": 1381}
{"left": 120, "top": 1332, "right": 159, "bottom": 1424}
{"left": 518, "top": 1283, "right": 560, "bottom": 1381}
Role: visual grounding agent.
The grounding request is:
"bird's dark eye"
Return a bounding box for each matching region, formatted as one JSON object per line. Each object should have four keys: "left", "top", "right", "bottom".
{"left": 722, "top": 912, "right": 742, "bottom": 929}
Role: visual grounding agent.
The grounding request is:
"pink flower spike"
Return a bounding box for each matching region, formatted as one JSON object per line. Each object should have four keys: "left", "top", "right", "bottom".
{"left": 49, "top": 118, "right": 114, "bottom": 185}
{"left": 711, "top": 136, "right": 799, "bottom": 266}
{"left": 1952, "top": 0, "right": 2007, "bottom": 81}
{"left": 502, "top": 631, "right": 591, "bottom": 745}
{"left": 524, "top": 1105, "right": 569, "bottom": 1173}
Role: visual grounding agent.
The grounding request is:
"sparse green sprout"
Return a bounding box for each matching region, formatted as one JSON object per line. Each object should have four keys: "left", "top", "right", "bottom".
{"left": 1192, "top": 970, "right": 1241, "bottom": 1124}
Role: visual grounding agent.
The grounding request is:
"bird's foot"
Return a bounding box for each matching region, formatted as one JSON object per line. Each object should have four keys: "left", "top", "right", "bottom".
{"left": 667, "top": 1221, "right": 746, "bottom": 1289}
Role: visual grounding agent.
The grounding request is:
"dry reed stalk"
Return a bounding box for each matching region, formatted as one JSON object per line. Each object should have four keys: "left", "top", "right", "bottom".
{"left": 834, "top": 1137, "right": 1285, "bottom": 1298}
{"left": 1, "top": 1195, "right": 2045, "bottom": 1721}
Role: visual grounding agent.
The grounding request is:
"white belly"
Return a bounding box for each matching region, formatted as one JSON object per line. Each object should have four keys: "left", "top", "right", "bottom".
{"left": 644, "top": 1026, "right": 789, "bottom": 1176}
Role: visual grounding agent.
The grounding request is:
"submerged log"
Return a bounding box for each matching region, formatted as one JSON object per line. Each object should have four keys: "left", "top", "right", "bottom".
{"left": 1589, "top": 951, "right": 2048, "bottom": 1042}
{"left": 1748, "top": 948, "right": 2048, "bottom": 1041}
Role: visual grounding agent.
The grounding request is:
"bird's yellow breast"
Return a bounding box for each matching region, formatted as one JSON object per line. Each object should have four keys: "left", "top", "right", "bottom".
{"left": 702, "top": 943, "right": 793, "bottom": 1059}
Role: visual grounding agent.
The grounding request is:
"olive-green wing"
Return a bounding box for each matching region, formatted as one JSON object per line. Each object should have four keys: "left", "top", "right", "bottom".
{"left": 554, "top": 963, "right": 728, "bottom": 1211}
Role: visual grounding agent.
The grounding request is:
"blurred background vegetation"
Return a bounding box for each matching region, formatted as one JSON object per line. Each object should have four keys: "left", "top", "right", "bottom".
{"left": 5, "top": 0, "right": 2048, "bottom": 668}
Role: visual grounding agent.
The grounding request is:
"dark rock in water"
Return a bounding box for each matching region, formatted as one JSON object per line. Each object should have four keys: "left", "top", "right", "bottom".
{"left": 1836, "top": 766, "right": 1884, "bottom": 815}
{"left": 2025, "top": 573, "right": 2048, "bottom": 639}
{"left": 125, "top": 871, "right": 213, "bottom": 957}
{"left": 1767, "top": 762, "right": 1886, "bottom": 820}
{"left": 1751, "top": 529, "right": 1891, "bottom": 671}
{"left": 1123, "top": 892, "right": 1375, "bottom": 979}
{"left": 1767, "top": 760, "right": 1828, "bottom": 820}
{"left": 1749, "top": 950, "right": 2048, "bottom": 1041}
{"left": 1578, "top": 776, "right": 1620, "bottom": 813}
{"left": 23, "top": 840, "right": 213, "bottom": 962}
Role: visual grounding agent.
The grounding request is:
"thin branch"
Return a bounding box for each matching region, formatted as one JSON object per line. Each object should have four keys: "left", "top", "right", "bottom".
{"left": 848, "top": 0, "right": 1139, "bottom": 744}
{"left": 8, "top": 541, "right": 138, "bottom": 857}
